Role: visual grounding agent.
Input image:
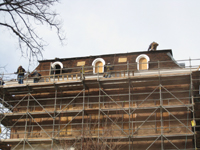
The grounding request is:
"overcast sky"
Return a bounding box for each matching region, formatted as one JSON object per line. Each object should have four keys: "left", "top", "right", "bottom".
{"left": 1, "top": 0, "right": 200, "bottom": 78}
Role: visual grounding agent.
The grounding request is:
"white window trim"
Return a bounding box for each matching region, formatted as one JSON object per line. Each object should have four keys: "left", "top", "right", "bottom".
{"left": 135, "top": 54, "right": 150, "bottom": 70}
{"left": 92, "top": 58, "right": 105, "bottom": 74}
{"left": 51, "top": 61, "right": 63, "bottom": 69}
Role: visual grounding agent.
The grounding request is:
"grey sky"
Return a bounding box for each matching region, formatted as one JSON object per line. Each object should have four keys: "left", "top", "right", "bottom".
{"left": 1, "top": 0, "right": 200, "bottom": 76}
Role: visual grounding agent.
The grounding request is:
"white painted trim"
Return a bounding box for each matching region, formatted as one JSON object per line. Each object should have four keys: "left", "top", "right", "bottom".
{"left": 134, "top": 68, "right": 195, "bottom": 76}
{"left": 51, "top": 61, "right": 63, "bottom": 69}
{"left": 135, "top": 54, "right": 150, "bottom": 70}
{"left": 92, "top": 58, "right": 105, "bottom": 74}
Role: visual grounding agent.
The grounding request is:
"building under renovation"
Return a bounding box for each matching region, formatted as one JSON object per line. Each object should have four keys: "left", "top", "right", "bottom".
{"left": 0, "top": 49, "right": 200, "bottom": 150}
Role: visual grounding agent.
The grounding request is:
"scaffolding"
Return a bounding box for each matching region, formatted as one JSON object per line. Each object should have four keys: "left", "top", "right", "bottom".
{"left": 0, "top": 58, "right": 200, "bottom": 150}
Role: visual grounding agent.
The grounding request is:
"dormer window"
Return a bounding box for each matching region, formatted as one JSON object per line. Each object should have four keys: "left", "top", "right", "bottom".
{"left": 51, "top": 61, "right": 63, "bottom": 74}
{"left": 95, "top": 61, "right": 103, "bottom": 73}
{"left": 92, "top": 58, "right": 105, "bottom": 74}
{"left": 136, "top": 54, "right": 150, "bottom": 70}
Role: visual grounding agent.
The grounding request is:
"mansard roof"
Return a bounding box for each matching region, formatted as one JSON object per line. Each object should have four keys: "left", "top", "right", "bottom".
{"left": 39, "top": 49, "right": 173, "bottom": 62}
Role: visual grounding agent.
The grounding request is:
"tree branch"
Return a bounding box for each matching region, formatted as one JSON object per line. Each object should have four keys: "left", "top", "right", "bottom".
{"left": 0, "top": 0, "right": 65, "bottom": 61}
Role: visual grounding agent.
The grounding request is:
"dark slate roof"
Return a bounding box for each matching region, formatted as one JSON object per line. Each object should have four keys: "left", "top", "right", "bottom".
{"left": 39, "top": 49, "right": 173, "bottom": 62}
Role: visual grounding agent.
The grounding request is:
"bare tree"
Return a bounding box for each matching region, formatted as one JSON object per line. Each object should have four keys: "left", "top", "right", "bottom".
{"left": 0, "top": 0, "right": 65, "bottom": 61}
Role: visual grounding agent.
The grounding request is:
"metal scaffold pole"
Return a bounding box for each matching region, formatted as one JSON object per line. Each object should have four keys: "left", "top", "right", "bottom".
{"left": 129, "top": 79, "right": 131, "bottom": 150}
{"left": 51, "top": 85, "right": 57, "bottom": 150}
{"left": 159, "top": 85, "right": 164, "bottom": 150}
{"left": 98, "top": 82, "right": 101, "bottom": 148}
{"left": 190, "top": 58, "right": 197, "bottom": 149}
{"left": 158, "top": 60, "right": 164, "bottom": 150}
{"left": 81, "top": 86, "right": 85, "bottom": 150}
{"left": 23, "top": 93, "right": 30, "bottom": 150}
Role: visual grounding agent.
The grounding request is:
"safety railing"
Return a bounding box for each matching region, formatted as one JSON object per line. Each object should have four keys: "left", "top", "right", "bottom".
{"left": 0, "top": 58, "right": 200, "bottom": 86}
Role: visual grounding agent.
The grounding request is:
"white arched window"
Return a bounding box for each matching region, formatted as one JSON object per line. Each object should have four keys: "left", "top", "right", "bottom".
{"left": 51, "top": 61, "right": 63, "bottom": 74}
{"left": 92, "top": 58, "right": 106, "bottom": 74}
{"left": 135, "top": 54, "right": 150, "bottom": 70}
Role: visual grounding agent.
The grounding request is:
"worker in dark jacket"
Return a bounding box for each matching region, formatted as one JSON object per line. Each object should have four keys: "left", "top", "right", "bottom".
{"left": 15, "top": 65, "right": 26, "bottom": 84}
{"left": 0, "top": 78, "right": 5, "bottom": 85}
{"left": 104, "top": 63, "right": 112, "bottom": 78}
{"left": 148, "top": 42, "right": 159, "bottom": 51}
{"left": 31, "top": 70, "right": 41, "bottom": 83}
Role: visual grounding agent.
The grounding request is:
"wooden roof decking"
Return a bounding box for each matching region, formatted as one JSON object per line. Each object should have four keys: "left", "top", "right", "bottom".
{"left": 1, "top": 69, "right": 193, "bottom": 97}
{"left": 2, "top": 67, "right": 195, "bottom": 88}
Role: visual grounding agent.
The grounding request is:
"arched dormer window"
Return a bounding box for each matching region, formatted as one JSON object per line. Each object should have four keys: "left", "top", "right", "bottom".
{"left": 136, "top": 54, "right": 150, "bottom": 70}
{"left": 92, "top": 58, "right": 106, "bottom": 74}
{"left": 51, "top": 61, "right": 63, "bottom": 74}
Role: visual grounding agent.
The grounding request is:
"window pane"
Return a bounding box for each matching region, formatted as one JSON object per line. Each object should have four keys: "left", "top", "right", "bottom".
{"left": 139, "top": 58, "right": 147, "bottom": 70}
{"left": 95, "top": 61, "right": 103, "bottom": 73}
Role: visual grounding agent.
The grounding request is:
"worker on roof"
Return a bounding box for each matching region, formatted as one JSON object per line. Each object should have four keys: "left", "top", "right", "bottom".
{"left": 0, "top": 77, "right": 5, "bottom": 86}
{"left": 80, "top": 65, "right": 85, "bottom": 80}
{"left": 15, "top": 65, "right": 26, "bottom": 84}
{"left": 104, "top": 63, "right": 113, "bottom": 78}
{"left": 148, "top": 42, "right": 159, "bottom": 51}
{"left": 31, "top": 70, "right": 41, "bottom": 83}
